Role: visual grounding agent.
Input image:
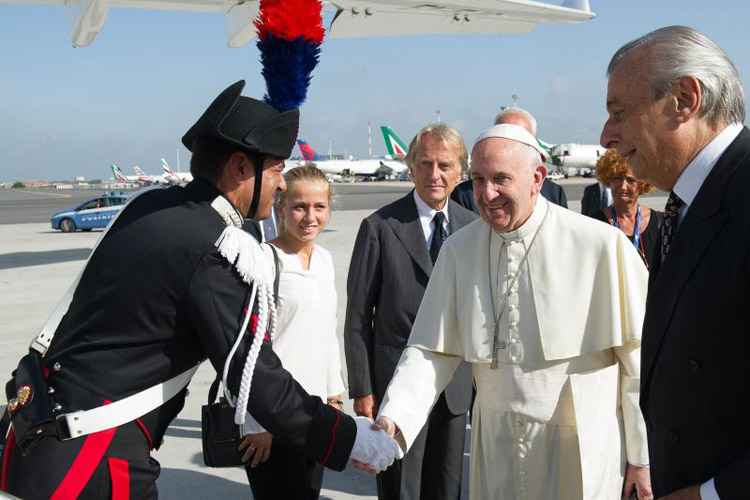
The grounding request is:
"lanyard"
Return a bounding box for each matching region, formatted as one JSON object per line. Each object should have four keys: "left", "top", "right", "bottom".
{"left": 612, "top": 205, "right": 642, "bottom": 250}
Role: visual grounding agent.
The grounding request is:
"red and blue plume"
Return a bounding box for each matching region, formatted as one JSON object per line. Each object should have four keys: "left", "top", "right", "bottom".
{"left": 255, "top": 0, "right": 325, "bottom": 112}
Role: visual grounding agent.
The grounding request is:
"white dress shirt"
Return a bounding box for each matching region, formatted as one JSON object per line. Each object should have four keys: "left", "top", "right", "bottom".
{"left": 413, "top": 190, "right": 450, "bottom": 247}
{"left": 242, "top": 244, "right": 346, "bottom": 435}
{"left": 671, "top": 122, "right": 743, "bottom": 500}
{"left": 673, "top": 122, "right": 743, "bottom": 225}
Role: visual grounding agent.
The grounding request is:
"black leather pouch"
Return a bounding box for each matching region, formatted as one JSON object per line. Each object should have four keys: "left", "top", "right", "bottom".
{"left": 8, "top": 350, "right": 54, "bottom": 455}
{"left": 201, "top": 377, "right": 243, "bottom": 467}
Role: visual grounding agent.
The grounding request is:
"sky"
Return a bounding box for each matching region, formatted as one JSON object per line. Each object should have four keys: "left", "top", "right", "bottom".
{"left": 0, "top": 1, "right": 749, "bottom": 181}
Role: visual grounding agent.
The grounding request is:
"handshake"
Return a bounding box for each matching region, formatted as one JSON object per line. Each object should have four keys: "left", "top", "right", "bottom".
{"left": 349, "top": 416, "right": 404, "bottom": 473}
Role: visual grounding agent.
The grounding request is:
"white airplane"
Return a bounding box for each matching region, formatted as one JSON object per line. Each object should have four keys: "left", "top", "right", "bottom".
{"left": 0, "top": 0, "right": 594, "bottom": 48}
{"left": 133, "top": 165, "right": 170, "bottom": 185}
{"left": 161, "top": 158, "right": 193, "bottom": 184}
{"left": 296, "top": 139, "right": 406, "bottom": 180}
{"left": 550, "top": 143, "right": 607, "bottom": 177}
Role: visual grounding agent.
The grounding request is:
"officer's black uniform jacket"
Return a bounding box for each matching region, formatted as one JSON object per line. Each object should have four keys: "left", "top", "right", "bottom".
{"left": 43, "top": 179, "right": 355, "bottom": 470}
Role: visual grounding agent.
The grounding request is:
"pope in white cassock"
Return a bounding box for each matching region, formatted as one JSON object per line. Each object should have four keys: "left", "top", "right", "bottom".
{"left": 371, "top": 124, "right": 653, "bottom": 500}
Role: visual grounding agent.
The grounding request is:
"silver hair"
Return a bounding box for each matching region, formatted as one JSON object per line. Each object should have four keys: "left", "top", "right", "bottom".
{"left": 494, "top": 106, "right": 538, "bottom": 136}
{"left": 405, "top": 123, "right": 469, "bottom": 173}
{"left": 607, "top": 25, "right": 745, "bottom": 126}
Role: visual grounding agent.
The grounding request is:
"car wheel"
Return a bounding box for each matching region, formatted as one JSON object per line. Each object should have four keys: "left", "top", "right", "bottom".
{"left": 60, "top": 218, "right": 76, "bottom": 233}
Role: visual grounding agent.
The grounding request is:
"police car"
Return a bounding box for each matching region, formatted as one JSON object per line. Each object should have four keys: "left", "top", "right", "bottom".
{"left": 51, "top": 193, "right": 129, "bottom": 232}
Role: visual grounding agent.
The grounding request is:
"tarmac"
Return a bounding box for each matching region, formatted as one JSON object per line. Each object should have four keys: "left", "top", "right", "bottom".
{"left": 0, "top": 182, "right": 667, "bottom": 499}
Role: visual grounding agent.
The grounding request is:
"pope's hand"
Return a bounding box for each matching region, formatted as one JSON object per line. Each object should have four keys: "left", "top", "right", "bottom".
{"left": 349, "top": 416, "right": 403, "bottom": 473}
{"left": 622, "top": 464, "right": 653, "bottom": 500}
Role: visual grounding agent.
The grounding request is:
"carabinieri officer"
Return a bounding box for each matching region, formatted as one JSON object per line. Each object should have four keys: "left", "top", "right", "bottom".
{"left": 0, "top": 81, "right": 400, "bottom": 498}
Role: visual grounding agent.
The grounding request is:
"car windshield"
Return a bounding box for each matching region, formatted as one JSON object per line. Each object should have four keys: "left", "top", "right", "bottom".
{"left": 77, "top": 198, "right": 105, "bottom": 211}
{"left": 107, "top": 197, "right": 126, "bottom": 206}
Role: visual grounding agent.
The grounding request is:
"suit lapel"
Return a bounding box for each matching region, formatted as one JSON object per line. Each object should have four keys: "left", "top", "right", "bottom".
{"left": 388, "top": 192, "right": 433, "bottom": 277}
{"left": 643, "top": 128, "right": 750, "bottom": 387}
{"left": 447, "top": 199, "right": 473, "bottom": 233}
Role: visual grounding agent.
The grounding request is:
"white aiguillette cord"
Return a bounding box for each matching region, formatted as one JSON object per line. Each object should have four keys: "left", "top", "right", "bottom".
{"left": 488, "top": 205, "right": 548, "bottom": 369}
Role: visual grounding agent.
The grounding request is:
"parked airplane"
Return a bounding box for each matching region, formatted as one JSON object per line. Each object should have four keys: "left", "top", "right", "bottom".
{"left": 161, "top": 159, "right": 193, "bottom": 184}
{"left": 133, "top": 165, "right": 170, "bottom": 185}
{"left": 296, "top": 139, "right": 406, "bottom": 180}
{"left": 2, "top": 0, "right": 594, "bottom": 49}
{"left": 550, "top": 143, "right": 607, "bottom": 177}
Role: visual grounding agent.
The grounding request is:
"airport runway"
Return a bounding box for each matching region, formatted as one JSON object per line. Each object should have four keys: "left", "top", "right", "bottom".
{"left": 0, "top": 180, "right": 666, "bottom": 225}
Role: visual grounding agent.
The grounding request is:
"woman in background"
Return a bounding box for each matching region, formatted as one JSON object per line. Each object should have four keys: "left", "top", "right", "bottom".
{"left": 239, "top": 166, "right": 345, "bottom": 500}
{"left": 594, "top": 149, "right": 663, "bottom": 269}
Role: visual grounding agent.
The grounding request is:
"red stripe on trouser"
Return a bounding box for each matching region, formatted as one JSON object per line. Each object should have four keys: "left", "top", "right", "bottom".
{"left": 0, "top": 427, "right": 15, "bottom": 491}
{"left": 108, "top": 457, "right": 130, "bottom": 500}
{"left": 320, "top": 411, "right": 341, "bottom": 465}
{"left": 51, "top": 427, "right": 117, "bottom": 500}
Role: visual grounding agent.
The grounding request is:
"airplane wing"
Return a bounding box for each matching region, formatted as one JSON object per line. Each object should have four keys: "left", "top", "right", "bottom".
{"left": 327, "top": 0, "right": 594, "bottom": 38}
{"left": 1, "top": 0, "right": 593, "bottom": 47}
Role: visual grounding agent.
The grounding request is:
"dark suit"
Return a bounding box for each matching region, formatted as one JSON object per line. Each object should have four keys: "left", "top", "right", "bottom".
{"left": 581, "top": 182, "right": 607, "bottom": 217}
{"left": 641, "top": 128, "right": 750, "bottom": 498}
{"left": 451, "top": 178, "right": 567, "bottom": 213}
{"left": 345, "top": 192, "right": 476, "bottom": 500}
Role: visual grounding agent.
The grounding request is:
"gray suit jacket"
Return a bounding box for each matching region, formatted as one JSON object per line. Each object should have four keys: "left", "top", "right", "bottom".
{"left": 344, "top": 192, "right": 476, "bottom": 414}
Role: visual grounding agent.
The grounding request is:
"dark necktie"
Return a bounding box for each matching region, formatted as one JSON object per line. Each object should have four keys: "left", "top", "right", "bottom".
{"left": 661, "top": 191, "right": 685, "bottom": 264}
{"left": 429, "top": 212, "right": 447, "bottom": 264}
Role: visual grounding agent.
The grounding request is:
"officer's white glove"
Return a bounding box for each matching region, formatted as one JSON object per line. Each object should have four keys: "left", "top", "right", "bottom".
{"left": 350, "top": 416, "right": 404, "bottom": 472}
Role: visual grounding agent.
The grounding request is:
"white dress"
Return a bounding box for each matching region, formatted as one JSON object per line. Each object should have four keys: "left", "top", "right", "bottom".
{"left": 244, "top": 244, "right": 345, "bottom": 433}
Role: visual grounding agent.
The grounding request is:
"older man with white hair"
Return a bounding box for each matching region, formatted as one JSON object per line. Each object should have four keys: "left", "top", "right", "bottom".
{"left": 602, "top": 26, "right": 749, "bottom": 500}
{"left": 366, "top": 124, "right": 653, "bottom": 499}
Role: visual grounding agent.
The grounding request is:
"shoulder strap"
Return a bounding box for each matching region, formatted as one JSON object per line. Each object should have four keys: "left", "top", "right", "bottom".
{"left": 269, "top": 244, "right": 280, "bottom": 303}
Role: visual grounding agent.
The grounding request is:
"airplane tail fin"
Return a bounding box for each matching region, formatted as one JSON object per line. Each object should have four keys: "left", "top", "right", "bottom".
{"left": 562, "top": 0, "right": 591, "bottom": 13}
{"left": 111, "top": 163, "right": 127, "bottom": 182}
{"left": 537, "top": 138, "right": 556, "bottom": 162}
{"left": 133, "top": 166, "right": 146, "bottom": 176}
{"left": 380, "top": 126, "right": 408, "bottom": 160}
{"left": 161, "top": 158, "right": 175, "bottom": 175}
{"left": 296, "top": 139, "right": 318, "bottom": 162}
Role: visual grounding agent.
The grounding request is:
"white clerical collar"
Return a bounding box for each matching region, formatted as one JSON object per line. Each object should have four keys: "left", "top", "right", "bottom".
{"left": 673, "top": 122, "right": 743, "bottom": 210}
{"left": 413, "top": 189, "right": 450, "bottom": 225}
{"left": 211, "top": 195, "right": 245, "bottom": 228}
{"left": 496, "top": 195, "right": 548, "bottom": 242}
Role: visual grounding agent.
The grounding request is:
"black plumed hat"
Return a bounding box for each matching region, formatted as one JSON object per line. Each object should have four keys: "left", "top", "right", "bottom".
{"left": 182, "top": 80, "right": 299, "bottom": 159}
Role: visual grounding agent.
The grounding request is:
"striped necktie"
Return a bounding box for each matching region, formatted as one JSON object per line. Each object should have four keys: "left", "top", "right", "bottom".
{"left": 660, "top": 191, "right": 685, "bottom": 264}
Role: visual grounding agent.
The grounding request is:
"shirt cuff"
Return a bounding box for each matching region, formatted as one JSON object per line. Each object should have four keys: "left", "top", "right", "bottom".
{"left": 700, "top": 478, "right": 720, "bottom": 500}
{"left": 241, "top": 413, "right": 267, "bottom": 435}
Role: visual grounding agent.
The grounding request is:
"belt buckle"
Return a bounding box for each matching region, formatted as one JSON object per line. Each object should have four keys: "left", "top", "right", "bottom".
{"left": 55, "top": 413, "right": 74, "bottom": 441}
